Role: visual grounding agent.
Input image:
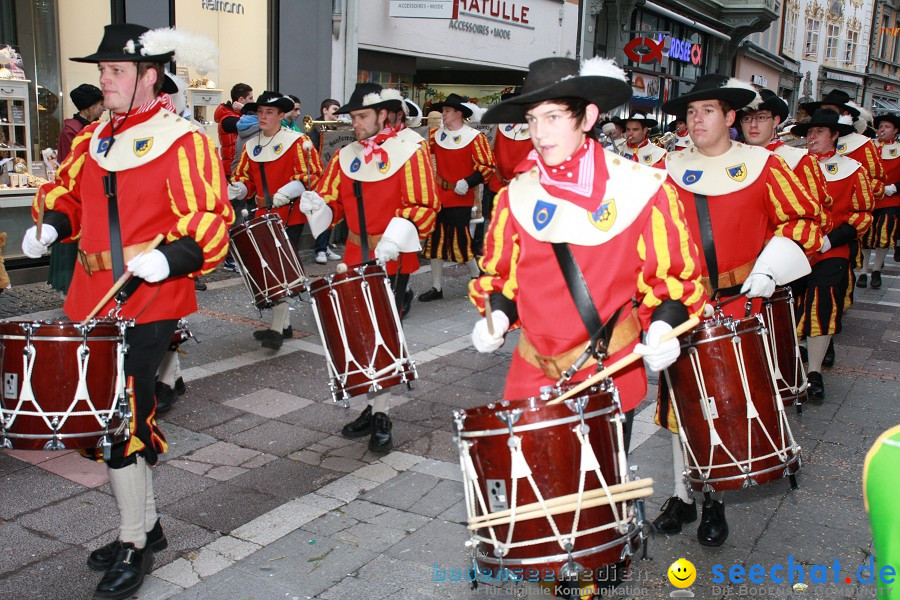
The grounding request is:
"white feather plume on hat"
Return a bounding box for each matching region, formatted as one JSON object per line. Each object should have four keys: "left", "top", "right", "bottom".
{"left": 380, "top": 88, "right": 403, "bottom": 103}
{"left": 138, "top": 28, "right": 218, "bottom": 75}
{"left": 362, "top": 92, "right": 383, "bottom": 107}
{"left": 846, "top": 101, "right": 873, "bottom": 133}
{"left": 579, "top": 56, "right": 628, "bottom": 82}
{"left": 462, "top": 102, "right": 486, "bottom": 122}
{"left": 724, "top": 78, "right": 761, "bottom": 110}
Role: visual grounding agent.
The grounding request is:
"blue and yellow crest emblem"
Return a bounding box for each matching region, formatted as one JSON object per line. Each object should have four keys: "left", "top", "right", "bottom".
{"left": 440, "top": 132, "right": 448, "bottom": 141}
{"left": 837, "top": 142, "right": 846, "bottom": 153}
{"left": 97, "top": 137, "right": 114, "bottom": 154}
{"left": 134, "top": 138, "right": 153, "bottom": 157}
{"left": 377, "top": 159, "right": 390, "bottom": 174}
{"left": 726, "top": 163, "right": 747, "bottom": 182}
{"left": 350, "top": 157, "right": 361, "bottom": 173}
{"left": 505, "top": 124, "right": 514, "bottom": 132}
{"left": 682, "top": 170, "right": 702, "bottom": 185}
{"left": 273, "top": 143, "right": 283, "bottom": 155}
{"left": 890, "top": 148, "right": 898, "bottom": 157}
{"left": 825, "top": 162, "right": 838, "bottom": 175}
{"left": 533, "top": 200, "right": 556, "bottom": 231}
{"left": 624, "top": 153, "right": 635, "bottom": 161}
{"left": 588, "top": 199, "right": 616, "bottom": 232}
{"left": 452, "top": 135, "right": 462, "bottom": 144}
{"left": 643, "top": 154, "right": 653, "bottom": 164}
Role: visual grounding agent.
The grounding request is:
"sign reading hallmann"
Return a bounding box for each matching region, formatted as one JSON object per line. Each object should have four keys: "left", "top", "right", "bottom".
{"left": 448, "top": 0, "right": 533, "bottom": 41}
{"left": 201, "top": 0, "right": 245, "bottom": 14}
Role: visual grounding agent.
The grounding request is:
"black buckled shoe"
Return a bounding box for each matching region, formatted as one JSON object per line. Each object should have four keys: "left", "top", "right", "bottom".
{"left": 823, "top": 338, "right": 835, "bottom": 368}
{"left": 88, "top": 521, "right": 167, "bottom": 571}
{"left": 807, "top": 371, "right": 825, "bottom": 404}
{"left": 652, "top": 496, "right": 697, "bottom": 534}
{"left": 418, "top": 287, "right": 443, "bottom": 302}
{"left": 402, "top": 288, "right": 415, "bottom": 319}
{"left": 870, "top": 271, "right": 882, "bottom": 289}
{"left": 341, "top": 405, "right": 373, "bottom": 439}
{"left": 855, "top": 273, "right": 868, "bottom": 288}
{"left": 155, "top": 381, "right": 178, "bottom": 414}
{"left": 194, "top": 278, "right": 208, "bottom": 291}
{"left": 174, "top": 377, "right": 186, "bottom": 396}
{"left": 697, "top": 499, "right": 729, "bottom": 546}
{"left": 93, "top": 543, "right": 153, "bottom": 600}
{"left": 369, "top": 412, "right": 393, "bottom": 453}
{"left": 256, "top": 329, "right": 284, "bottom": 350}
{"left": 253, "top": 326, "right": 292, "bottom": 340}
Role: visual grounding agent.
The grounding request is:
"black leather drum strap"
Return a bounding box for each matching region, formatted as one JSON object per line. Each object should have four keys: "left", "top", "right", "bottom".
{"left": 354, "top": 181, "right": 369, "bottom": 260}
{"left": 551, "top": 242, "right": 620, "bottom": 353}
{"left": 694, "top": 193, "right": 719, "bottom": 297}
{"left": 258, "top": 162, "right": 273, "bottom": 208}
{"left": 104, "top": 173, "right": 125, "bottom": 281}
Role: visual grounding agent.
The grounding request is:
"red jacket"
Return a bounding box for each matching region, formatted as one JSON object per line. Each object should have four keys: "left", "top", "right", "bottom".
{"left": 215, "top": 103, "right": 241, "bottom": 179}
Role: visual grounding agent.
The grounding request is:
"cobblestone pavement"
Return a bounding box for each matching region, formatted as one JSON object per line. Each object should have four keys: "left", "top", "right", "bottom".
{"left": 0, "top": 253, "right": 898, "bottom": 600}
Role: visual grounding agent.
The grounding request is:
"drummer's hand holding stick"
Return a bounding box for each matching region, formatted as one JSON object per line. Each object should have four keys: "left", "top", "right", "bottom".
{"left": 21, "top": 198, "right": 58, "bottom": 258}
{"left": 548, "top": 317, "right": 699, "bottom": 406}
{"left": 81, "top": 233, "right": 165, "bottom": 326}
{"left": 299, "top": 190, "right": 325, "bottom": 215}
{"left": 471, "top": 294, "right": 509, "bottom": 353}
{"left": 227, "top": 181, "right": 247, "bottom": 201}
{"left": 272, "top": 180, "right": 305, "bottom": 208}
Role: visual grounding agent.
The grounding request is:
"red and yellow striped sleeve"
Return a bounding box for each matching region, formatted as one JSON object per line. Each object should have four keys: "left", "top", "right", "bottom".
{"left": 428, "top": 127, "right": 437, "bottom": 154}
{"left": 795, "top": 154, "right": 833, "bottom": 232}
{"left": 765, "top": 155, "right": 824, "bottom": 254}
{"left": 291, "top": 135, "right": 324, "bottom": 189}
{"left": 398, "top": 146, "right": 440, "bottom": 238}
{"left": 166, "top": 133, "right": 234, "bottom": 275}
{"left": 314, "top": 152, "right": 346, "bottom": 224}
{"left": 471, "top": 133, "right": 496, "bottom": 182}
{"left": 636, "top": 183, "right": 707, "bottom": 326}
{"left": 469, "top": 188, "right": 520, "bottom": 317}
{"left": 848, "top": 168, "right": 874, "bottom": 235}
{"left": 232, "top": 148, "right": 257, "bottom": 198}
{"left": 860, "top": 142, "right": 886, "bottom": 201}
{"left": 33, "top": 127, "right": 95, "bottom": 240}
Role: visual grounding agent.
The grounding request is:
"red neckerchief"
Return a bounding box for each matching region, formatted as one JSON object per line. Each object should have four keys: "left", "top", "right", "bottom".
{"left": 812, "top": 149, "right": 837, "bottom": 160}
{"left": 765, "top": 139, "right": 783, "bottom": 151}
{"left": 528, "top": 137, "right": 596, "bottom": 198}
{"left": 626, "top": 138, "right": 650, "bottom": 162}
{"left": 359, "top": 125, "right": 397, "bottom": 164}
{"left": 110, "top": 97, "right": 164, "bottom": 128}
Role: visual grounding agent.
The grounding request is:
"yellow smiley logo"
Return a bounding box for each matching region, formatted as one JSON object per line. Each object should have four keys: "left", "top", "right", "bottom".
{"left": 668, "top": 558, "right": 696, "bottom": 588}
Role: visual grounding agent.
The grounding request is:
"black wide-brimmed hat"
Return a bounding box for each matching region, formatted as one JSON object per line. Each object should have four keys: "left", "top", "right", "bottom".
{"left": 744, "top": 88, "right": 788, "bottom": 122}
{"left": 429, "top": 93, "right": 473, "bottom": 118}
{"left": 482, "top": 57, "right": 631, "bottom": 124}
{"left": 403, "top": 98, "right": 421, "bottom": 118}
{"left": 71, "top": 24, "right": 175, "bottom": 63}
{"left": 663, "top": 74, "right": 759, "bottom": 114}
{"left": 623, "top": 111, "right": 657, "bottom": 128}
{"left": 791, "top": 108, "right": 855, "bottom": 137}
{"left": 801, "top": 89, "right": 860, "bottom": 118}
{"left": 335, "top": 83, "right": 403, "bottom": 115}
{"left": 244, "top": 91, "right": 295, "bottom": 114}
{"left": 874, "top": 113, "right": 900, "bottom": 130}
{"left": 70, "top": 84, "right": 103, "bottom": 110}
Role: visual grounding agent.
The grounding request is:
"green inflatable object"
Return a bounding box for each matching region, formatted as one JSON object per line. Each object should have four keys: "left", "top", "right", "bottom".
{"left": 864, "top": 424, "right": 900, "bottom": 600}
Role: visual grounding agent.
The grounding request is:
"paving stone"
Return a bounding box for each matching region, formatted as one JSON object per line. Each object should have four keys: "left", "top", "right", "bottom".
{"left": 156, "top": 423, "right": 217, "bottom": 462}
{"left": 165, "top": 458, "right": 213, "bottom": 476}
{"left": 410, "top": 458, "right": 464, "bottom": 482}
{"left": 225, "top": 420, "right": 328, "bottom": 457}
{"left": 336, "top": 521, "right": 409, "bottom": 551}
{"left": 222, "top": 387, "right": 314, "bottom": 418}
{"left": 379, "top": 450, "right": 426, "bottom": 472}
{"left": 163, "top": 482, "right": 284, "bottom": 535}
{"left": 227, "top": 457, "right": 341, "bottom": 500}
{"left": 131, "top": 574, "right": 183, "bottom": 600}
{"left": 407, "top": 479, "right": 465, "bottom": 518}
{"left": 0, "top": 545, "right": 97, "bottom": 600}
{"left": 0, "top": 451, "right": 31, "bottom": 476}
{"left": 352, "top": 461, "right": 399, "bottom": 483}
{"left": 361, "top": 470, "right": 441, "bottom": 511}
{"left": 302, "top": 511, "right": 360, "bottom": 537}
{"left": 153, "top": 557, "right": 202, "bottom": 588}
{"left": 231, "top": 498, "right": 328, "bottom": 546}
{"left": 296, "top": 492, "right": 345, "bottom": 512}
{"left": 181, "top": 441, "right": 262, "bottom": 468}
{"left": 205, "top": 465, "right": 247, "bottom": 481}
{"left": 386, "top": 518, "right": 470, "bottom": 569}
{"left": 157, "top": 398, "right": 249, "bottom": 433}
{"left": 318, "top": 454, "right": 368, "bottom": 472}
{"left": 17, "top": 489, "right": 117, "bottom": 545}
{"left": 0, "top": 522, "right": 72, "bottom": 576}
{"left": 202, "top": 411, "right": 269, "bottom": 439}
{"left": 398, "top": 429, "right": 459, "bottom": 462}
{"left": 0, "top": 466, "right": 85, "bottom": 520}
{"left": 317, "top": 474, "right": 382, "bottom": 503}
{"left": 319, "top": 575, "right": 400, "bottom": 600}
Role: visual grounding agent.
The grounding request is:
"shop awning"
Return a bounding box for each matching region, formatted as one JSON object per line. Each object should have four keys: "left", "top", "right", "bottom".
{"left": 873, "top": 97, "right": 900, "bottom": 112}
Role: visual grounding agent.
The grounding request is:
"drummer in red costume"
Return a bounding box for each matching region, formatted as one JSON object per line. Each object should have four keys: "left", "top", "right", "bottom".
{"left": 469, "top": 56, "right": 706, "bottom": 453}
{"left": 229, "top": 91, "right": 323, "bottom": 350}
{"left": 857, "top": 113, "right": 900, "bottom": 289}
{"left": 419, "top": 93, "right": 495, "bottom": 302}
{"left": 22, "top": 24, "right": 231, "bottom": 599}
{"left": 792, "top": 109, "right": 873, "bottom": 401}
{"left": 619, "top": 111, "right": 667, "bottom": 168}
{"left": 654, "top": 75, "right": 824, "bottom": 548}
{"left": 300, "top": 82, "right": 439, "bottom": 453}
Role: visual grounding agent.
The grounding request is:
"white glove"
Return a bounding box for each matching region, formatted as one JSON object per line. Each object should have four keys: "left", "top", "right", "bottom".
{"left": 127, "top": 249, "right": 170, "bottom": 283}
{"left": 886, "top": 184, "right": 897, "bottom": 196}
{"left": 272, "top": 192, "right": 291, "bottom": 207}
{"left": 454, "top": 179, "right": 469, "bottom": 196}
{"left": 228, "top": 182, "right": 247, "bottom": 201}
{"left": 374, "top": 239, "right": 401, "bottom": 264}
{"left": 471, "top": 310, "right": 509, "bottom": 353}
{"left": 299, "top": 190, "right": 325, "bottom": 215}
{"left": 819, "top": 235, "right": 832, "bottom": 254}
{"left": 22, "top": 224, "right": 58, "bottom": 258}
{"left": 634, "top": 321, "right": 680, "bottom": 372}
{"left": 740, "top": 271, "right": 777, "bottom": 298}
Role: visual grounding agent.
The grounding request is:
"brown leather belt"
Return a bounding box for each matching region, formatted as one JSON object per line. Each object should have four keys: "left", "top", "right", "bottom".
{"left": 700, "top": 260, "right": 754, "bottom": 296}
{"left": 78, "top": 241, "right": 156, "bottom": 276}
{"left": 347, "top": 231, "right": 383, "bottom": 249}
{"left": 516, "top": 308, "right": 642, "bottom": 381}
{"left": 435, "top": 175, "right": 453, "bottom": 191}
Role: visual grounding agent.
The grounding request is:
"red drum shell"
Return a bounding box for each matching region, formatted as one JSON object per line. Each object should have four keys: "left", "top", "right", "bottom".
{"left": 665, "top": 315, "right": 800, "bottom": 492}
{"left": 309, "top": 264, "right": 415, "bottom": 399}
{"left": 230, "top": 214, "right": 306, "bottom": 309}
{"left": 0, "top": 320, "right": 126, "bottom": 451}
{"left": 459, "top": 385, "right": 635, "bottom": 576}
{"left": 761, "top": 287, "right": 806, "bottom": 406}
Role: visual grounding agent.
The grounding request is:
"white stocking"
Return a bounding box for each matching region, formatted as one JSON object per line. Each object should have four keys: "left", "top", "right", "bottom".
{"left": 431, "top": 259, "right": 443, "bottom": 291}
{"left": 144, "top": 460, "right": 158, "bottom": 531}
{"left": 466, "top": 258, "right": 480, "bottom": 278}
{"left": 271, "top": 302, "right": 290, "bottom": 332}
{"left": 367, "top": 389, "right": 391, "bottom": 414}
{"left": 671, "top": 433, "right": 692, "bottom": 503}
{"left": 807, "top": 334, "right": 831, "bottom": 374}
{"left": 873, "top": 248, "right": 889, "bottom": 272}
{"left": 108, "top": 457, "right": 148, "bottom": 548}
{"left": 157, "top": 350, "right": 178, "bottom": 388}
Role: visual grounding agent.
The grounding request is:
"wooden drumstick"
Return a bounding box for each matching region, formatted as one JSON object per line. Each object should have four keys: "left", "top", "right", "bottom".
{"left": 81, "top": 233, "right": 165, "bottom": 326}
{"left": 483, "top": 293, "right": 494, "bottom": 336}
{"left": 467, "top": 478, "right": 653, "bottom": 526}
{"left": 546, "top": 317, "right": 700, "bottom": 406}
{"left": 35, "top": 195, "right": 45, "bottom": 241}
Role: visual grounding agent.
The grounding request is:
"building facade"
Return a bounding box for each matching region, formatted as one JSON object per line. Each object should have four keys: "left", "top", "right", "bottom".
{"left": 865, "top": 0, "right": 900, "bottom": 113}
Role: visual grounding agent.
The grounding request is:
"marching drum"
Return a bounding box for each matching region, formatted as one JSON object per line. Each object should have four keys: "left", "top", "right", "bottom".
{"left": 0, "top": 319, "right": 131, "bottom": 453}
{"left": 170, "top": 317, "right": 194, "bottom": 350}
{"left": 308, "top": 263, "right": 416, "bottom": 403}
{"left": 454, "top": 382, "right": 648, "bottom": 582}
{"left": 664, "top": 314, "right": 801, "bottom": 492}
{"left": 761, "top": 287, "right": 807, "bottom": 407}
{"left": 230, "top": 213, "right": 307, "bottom": 309}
